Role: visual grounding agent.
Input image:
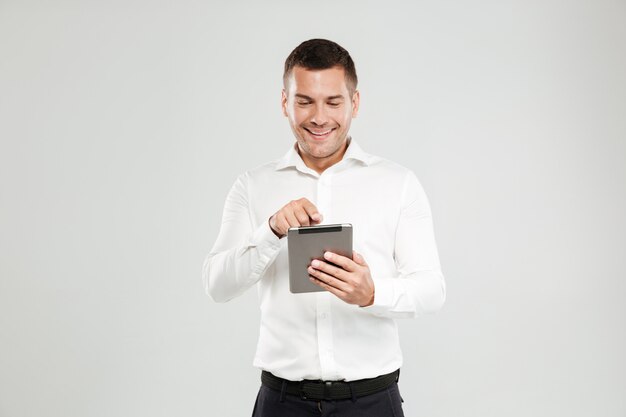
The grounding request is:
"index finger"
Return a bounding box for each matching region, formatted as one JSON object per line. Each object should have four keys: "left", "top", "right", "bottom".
{"left": 298, "top": 198, "right": 322, "bottom": 223}
{"left": 323, "top": 251, "right": 357, "bottom": 272}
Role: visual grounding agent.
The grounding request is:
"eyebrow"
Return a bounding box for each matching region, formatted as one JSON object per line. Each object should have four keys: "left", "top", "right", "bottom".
{"left": 295, "top": 94, "right": 345, "bottom": 101}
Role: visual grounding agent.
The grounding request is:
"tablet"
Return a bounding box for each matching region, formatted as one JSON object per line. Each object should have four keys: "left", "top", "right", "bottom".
{"left": 287, "top": 223, "right": 353, "bottom": 294}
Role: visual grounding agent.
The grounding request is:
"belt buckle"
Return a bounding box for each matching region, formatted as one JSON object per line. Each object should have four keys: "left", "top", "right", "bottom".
{"left": 299, "top": 379, "right": 333, "bottom": 401}
{"left": 323, "top": 381, "right": 333, "bottom": 400}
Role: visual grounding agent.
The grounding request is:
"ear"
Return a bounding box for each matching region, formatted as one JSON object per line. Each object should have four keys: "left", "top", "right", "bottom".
{"left": 281, "top": 89, "right": 288, "bottom": 117}
{"left": 351, "top": 90, "right": 360, "bottom": 118}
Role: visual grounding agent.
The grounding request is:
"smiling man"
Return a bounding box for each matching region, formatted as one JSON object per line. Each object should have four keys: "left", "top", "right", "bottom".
{"left": 203, "top": 39, "right": 446, "bottom": 417}
{"left": 282, "top": 63, "right": 358, "bottom": 174}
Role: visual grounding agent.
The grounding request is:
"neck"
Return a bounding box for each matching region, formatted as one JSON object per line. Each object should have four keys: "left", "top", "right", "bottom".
{"left": 299, "top": 138, "right": 350, "bottom": 174}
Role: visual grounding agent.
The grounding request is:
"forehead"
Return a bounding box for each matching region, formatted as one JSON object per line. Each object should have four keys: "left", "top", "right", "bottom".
{"left": 286, "top": 66, "right": 350, "bottom": 97}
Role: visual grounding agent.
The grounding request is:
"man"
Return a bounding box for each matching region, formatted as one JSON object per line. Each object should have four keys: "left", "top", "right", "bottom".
{"left": 203, "top": 39, "right": 446, "bottom": 417}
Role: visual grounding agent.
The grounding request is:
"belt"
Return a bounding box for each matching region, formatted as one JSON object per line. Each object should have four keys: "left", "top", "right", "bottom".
{"left": 261, "top": 369, "right": 400, "bottom": 401}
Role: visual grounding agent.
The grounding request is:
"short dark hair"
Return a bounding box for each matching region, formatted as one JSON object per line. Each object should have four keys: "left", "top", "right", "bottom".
{"left": 283, "top": 39, "right": 358, "bottom": 94}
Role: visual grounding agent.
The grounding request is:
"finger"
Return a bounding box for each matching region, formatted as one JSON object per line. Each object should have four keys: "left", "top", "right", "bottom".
{"left": 276, "top": 214, "right": 291, "bottom": 236}
{"left": 308, "top": 265, "right": 350, "bottom": 293}
{"left": 309, "top": 274, "right": 348, "bottom": 299}
{"left": 299, "top": 198, "right": 322, "bottom": 223}
{"left": 323, "top": 251, "right": 357, "bottom": 272}
{"left": 283, "top": 210, "right": 301, "bottom": 229}
{"left": 311, "top": 259, "right": 349, "bottom": 282}
{"left": 293, "top": 206, "right": 310, "bottom": 226}
{"left": 352, "top": 251, "right": 368, "bottom": 267}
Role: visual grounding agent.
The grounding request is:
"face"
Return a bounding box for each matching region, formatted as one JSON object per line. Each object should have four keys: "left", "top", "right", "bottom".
{"left": 282, "top": 66, "right": 360, "bottom": 170}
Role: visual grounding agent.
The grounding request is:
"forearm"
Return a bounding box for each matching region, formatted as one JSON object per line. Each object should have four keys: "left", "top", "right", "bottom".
{"left": 203, "top": 174, "right": 281, "bottom": 302}
{"left": 203, "top": 221, "right": 280, "bottom": 302}
{"left": 362, "top": 171, "right": 446, "bottom": 318}
{"left": 364, "top": 270, "right": 446, "bottom": 318}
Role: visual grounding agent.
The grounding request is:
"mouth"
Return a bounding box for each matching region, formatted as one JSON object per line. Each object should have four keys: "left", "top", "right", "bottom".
{"left": 304, "top": 127, "right": 336, "bottom": 141}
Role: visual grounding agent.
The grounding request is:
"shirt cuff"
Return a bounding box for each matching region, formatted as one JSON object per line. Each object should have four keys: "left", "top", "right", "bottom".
{"left": 360, "top": 278, "right": 394, "bottom": 315}
{"left": 250, "top": 219, "right": 281, "bottom": 250}
{"left": 246, "top": 221, "right": 282, "bottom": 282}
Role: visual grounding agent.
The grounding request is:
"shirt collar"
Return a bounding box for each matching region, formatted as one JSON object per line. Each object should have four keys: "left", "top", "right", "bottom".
{"left": 274, "top": 138, "right": 374, "bottom": 171}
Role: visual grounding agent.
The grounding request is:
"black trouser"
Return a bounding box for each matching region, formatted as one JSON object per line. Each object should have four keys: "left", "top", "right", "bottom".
{"left": 251, "top": 382, "right": 405, "bottom": 417}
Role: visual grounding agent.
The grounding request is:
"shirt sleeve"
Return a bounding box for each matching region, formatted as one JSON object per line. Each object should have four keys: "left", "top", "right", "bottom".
{"left": 202, "top": 174, "right": 282, "bottom": 303}
{"left": 362, "top": 171, "right": 447, "bottom": 318}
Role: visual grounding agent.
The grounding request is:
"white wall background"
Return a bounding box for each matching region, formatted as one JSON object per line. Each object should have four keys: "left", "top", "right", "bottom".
{"left": 1, "top": 1, "right": 625, "bottom": 416}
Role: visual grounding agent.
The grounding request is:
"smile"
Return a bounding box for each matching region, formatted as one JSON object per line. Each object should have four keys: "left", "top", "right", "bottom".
{"left": 305, "top": 128, "right": 335, "bottom": 140}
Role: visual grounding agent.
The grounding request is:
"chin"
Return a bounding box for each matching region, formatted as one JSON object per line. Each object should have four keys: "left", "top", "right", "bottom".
{"left": 297, "top": 134, "right": 344, "bottom": 158}
{"left": 307, "top": 141, "right": 334, "bottom": 155}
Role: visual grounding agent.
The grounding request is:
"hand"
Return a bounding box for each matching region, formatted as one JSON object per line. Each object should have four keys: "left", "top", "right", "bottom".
{"left": 308, "top": 250, "right": 375, "bottom": 307}
{"left": 269, "top": 198, "right": 322, "bottom": 238}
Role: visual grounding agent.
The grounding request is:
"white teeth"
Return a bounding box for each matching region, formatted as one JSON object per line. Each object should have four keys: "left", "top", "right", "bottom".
{"left": 309, "top": 129, "right": 332, "bottom": 136}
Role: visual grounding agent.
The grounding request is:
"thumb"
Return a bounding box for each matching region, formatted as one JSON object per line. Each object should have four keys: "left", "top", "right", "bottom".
{"left": 353, "top": 251, "right": 367, "bottom": 266}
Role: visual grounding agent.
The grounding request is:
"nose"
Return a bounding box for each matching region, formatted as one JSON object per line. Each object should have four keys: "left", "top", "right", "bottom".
{"left": 310, "top": 103, "right": 328, "bottom": 126}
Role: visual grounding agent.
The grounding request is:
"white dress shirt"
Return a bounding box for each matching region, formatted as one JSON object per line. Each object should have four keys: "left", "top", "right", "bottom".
{"left": 203, "top": 139, "right": 446, "bottom": 382}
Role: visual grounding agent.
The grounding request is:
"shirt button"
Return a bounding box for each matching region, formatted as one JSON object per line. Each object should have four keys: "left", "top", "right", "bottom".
{"left": 319, "top": 313, "right": 328, "bottom": 319}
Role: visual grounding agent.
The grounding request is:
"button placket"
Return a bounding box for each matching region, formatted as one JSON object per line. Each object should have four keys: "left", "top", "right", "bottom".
{"left": 316, "top": 292, "right": 336, "bottom": 380}
{"left": 315, "top": 172, "right": 337, "bottom": 380}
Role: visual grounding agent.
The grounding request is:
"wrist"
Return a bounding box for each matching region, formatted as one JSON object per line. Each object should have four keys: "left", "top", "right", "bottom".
{"left": 268, "top": 216, "right": 283, "bottom": 239}
{"left": 360, "top": 289, "right": 375, "bottom": 307}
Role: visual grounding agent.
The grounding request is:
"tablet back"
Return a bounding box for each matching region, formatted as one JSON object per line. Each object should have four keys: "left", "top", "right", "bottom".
{"left": 287, "top": 224, "right": 353, "bottom": 293}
